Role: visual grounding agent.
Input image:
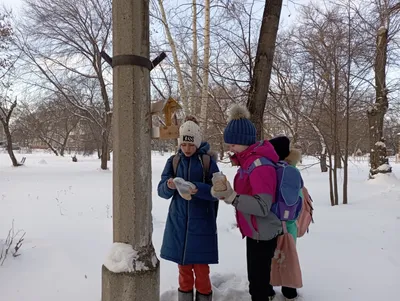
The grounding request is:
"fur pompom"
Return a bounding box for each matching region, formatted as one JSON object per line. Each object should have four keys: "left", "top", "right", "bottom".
{"left": 228, "top": 105, "right": 250, "bottom": 121}
{"left": 285, "top": 148, "right": 302, "bottom": 166}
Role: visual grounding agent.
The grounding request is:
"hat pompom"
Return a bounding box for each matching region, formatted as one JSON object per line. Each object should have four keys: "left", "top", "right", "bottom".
{"left": 229, "top": 105, "right": 251, "bottom": 121}
{"left": 285, "top": 149, "right": 302, "bottom": 165}
{"left": 224, "top": 105, "right": 256, "bottom": 146}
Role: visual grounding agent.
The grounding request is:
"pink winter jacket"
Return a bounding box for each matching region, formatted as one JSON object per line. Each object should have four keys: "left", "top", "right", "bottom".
{"left": 231, "top": 140, "right": 282, "bottom": 241}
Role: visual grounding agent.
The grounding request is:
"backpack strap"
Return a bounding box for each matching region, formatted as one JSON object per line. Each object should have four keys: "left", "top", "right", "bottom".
{"left": 172, "top": 154, "right": 180, "bottom": 177}
{"left": 282, "top": 221, "right": 288, "bottom": 234}
{"left": 239, "top": 157, "right": 276, "bottom": 179}
{"left": 200, "top": 154, "right": 211, "bottom": 183}
{"left": 172, "top": 153, "right": 211, "bottom": 183}
{"left": 246, "top": 157, "right": 276, "bottom": 174}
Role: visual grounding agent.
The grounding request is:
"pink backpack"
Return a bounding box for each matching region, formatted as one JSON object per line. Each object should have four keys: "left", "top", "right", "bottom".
{"left": 296, "top": 187, "right": 314, "bottom": 238}
{"left": 270, "top": 232, "right": 303, "bottom": 288}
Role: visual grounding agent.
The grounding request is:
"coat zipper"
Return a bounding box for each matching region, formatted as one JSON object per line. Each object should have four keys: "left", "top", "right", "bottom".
{"left": 182, "top": 157, "right": 191, "bottom": 264}
{"left": 199, "top": 155, "right": 209, "bottom": 213}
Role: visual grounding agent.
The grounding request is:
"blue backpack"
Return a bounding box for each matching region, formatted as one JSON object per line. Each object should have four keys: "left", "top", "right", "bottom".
{"left": 244, "top": 157, "right": 304, "bottom": 221}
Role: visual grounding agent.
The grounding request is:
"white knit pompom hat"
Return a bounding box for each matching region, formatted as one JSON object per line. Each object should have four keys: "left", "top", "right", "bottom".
{"left": 178, "top": 120, "right": 202, "bottom": 148}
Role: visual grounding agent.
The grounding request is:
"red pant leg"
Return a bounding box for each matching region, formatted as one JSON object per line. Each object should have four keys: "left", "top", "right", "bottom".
{"left": 178, "top": 264, "right": 194, "bottom": 292}
{"left": 193, "top": 264, "right": 212, "bottom": 294}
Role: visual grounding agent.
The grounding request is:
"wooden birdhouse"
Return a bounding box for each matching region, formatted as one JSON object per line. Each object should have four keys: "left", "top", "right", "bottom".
{"left": 151, "top": 97, "right": 182, "bottom": 139}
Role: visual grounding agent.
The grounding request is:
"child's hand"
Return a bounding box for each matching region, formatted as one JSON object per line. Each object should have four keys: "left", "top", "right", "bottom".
{"left": 213, "top": 180, "right": 227, "bottom": 192}
{"left": 167, "top": 178, "right": 176, "bottom": 189}
{"left": 189, "top": 187, "right": 198, "bottom": 195}
{"left": 211, "top": 181, "right": 237, "bottom": 204}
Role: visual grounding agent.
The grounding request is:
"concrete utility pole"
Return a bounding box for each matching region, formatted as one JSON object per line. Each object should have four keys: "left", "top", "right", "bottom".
{"left": 102, "top": 0, "right": 160, "bottom": 300}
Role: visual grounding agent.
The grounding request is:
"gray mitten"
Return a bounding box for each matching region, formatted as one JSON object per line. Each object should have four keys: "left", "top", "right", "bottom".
{"left": 211, "top": 181, "right": 237, "bottom": 204}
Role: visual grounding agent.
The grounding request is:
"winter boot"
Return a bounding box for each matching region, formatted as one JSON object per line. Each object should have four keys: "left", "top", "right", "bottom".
{"left": 178, "top": 289, "right": 194, "bottom": 301}
{"left": 195, "top": 290, "right": 212, "bottom": 301}
{"left": 268, "top": 289, "right": 276, "bottom": 300}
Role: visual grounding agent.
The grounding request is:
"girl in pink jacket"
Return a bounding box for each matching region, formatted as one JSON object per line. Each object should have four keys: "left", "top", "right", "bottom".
{"left": 211, "top": 105, "right": 282, "bottom": 301}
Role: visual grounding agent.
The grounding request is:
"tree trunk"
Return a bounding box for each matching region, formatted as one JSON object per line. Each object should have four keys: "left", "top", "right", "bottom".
{"left": 60, "top": 133, "right": 70, "bottom": 157}
{"left": 328, "top": 147, "right": 339, "bottom": 206}
{"left": 100, "top": 110, "right": 112, "bottom": 169}
{"left": 220, "top": 137, "right": 224, "bottom": 161}
{"left": 100, "top": 132, "right": 109, "bottom": 168}
{"left": 333, "top": 157, "right": 339, "bottom": 206}
{"left": 190, "top": 0, "right": 198, "bottom": 115}
{"left": 199, "top": 0, "right": 211, "bottom": 134}
{"left": 247, "top": 0, "right": 283, "bottom": 140}
{"left": 343, "top": 7, "right": 351, "bottom": 205}
{"left": 368, "top": 26, "right": 391, "bottom": 178}
{"left": 333, "top": 63, "right": 341, "bottom": 171}
{"left": 102, "top": 0, "right": 160, "bottom": 300}
{"left": 343, "top": 149, "right": 349, "bottom": 204}
{"left": 332, "top": 65, "right": 339, "bottom": 205}
{"left": 0, "top": 100, "right": 19, "bottom": 167}
{"left": 334, "top": 147, "right": 342, "bottom": 169}
{"left": 3, "top": 124, "right": 19, "bottom": 167}
{"left": 328, "top": 151, "right": 335, "bottom": 206}
{"left": 320, "top": 148, "right": 328, "bottom": 173}
{"left": 40, "top": 138, "right": 59, "bottom": 156}
{"left": 158, "top": 0, "right": 189, "bottom": 114}
{"left": 306, "top": 117, "right": 327, "bottom": 172}
{"left": 100, "top": 128, "right": 109, "bottom": 170}
{"left": 335, "top": 147, "right": 342, "bottom": 169}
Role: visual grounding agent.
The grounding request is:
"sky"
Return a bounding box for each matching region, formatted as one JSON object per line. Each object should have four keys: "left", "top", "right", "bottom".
{"left": 1, "top": 0, "right": 312, "bottom": 99}
{"left": 2, "top": 0, "right": 22, "bottom": 13}
{"left": 2, "top": 0, "right": 310, "bottom": 22}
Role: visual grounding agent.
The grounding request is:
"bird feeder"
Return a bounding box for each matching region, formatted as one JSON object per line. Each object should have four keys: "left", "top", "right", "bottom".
{"left": 151, "top": 97, "right": 181, "bottom": 139}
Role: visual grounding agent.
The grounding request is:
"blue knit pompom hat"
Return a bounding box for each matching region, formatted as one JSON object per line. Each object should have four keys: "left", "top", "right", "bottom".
{"left": 223, "top": 105, "right": 256, "bottom": 146}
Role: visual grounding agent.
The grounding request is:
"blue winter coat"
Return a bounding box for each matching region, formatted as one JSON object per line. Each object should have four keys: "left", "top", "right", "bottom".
{"left": 158, "top": 142, "right": 220, "bottom": 265}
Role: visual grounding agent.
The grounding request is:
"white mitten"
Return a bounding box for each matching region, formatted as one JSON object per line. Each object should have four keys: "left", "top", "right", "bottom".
{"left": 173, "top": 177, "right": 196, "bottom": 200}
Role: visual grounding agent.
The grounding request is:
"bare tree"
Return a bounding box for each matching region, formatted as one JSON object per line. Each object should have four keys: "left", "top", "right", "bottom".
{"left": 0, "top": 10, "right": 20, "bottom": 167}
{"left": 0, "top": 97, "right": 19, "bottom": 166}
{"left": 152, "top": 0, "right": 260, "bottom": 123}
{"left": 16, "top": 98, "right": 81, "bottom": 156}
{"left": 16, "top": 0, "right": 112, "bottom": 169}
{"left": 199, "top": 0, "right": 211, "bottom": 132}
{"left": 156, "top": 0, "right": 190, "bottom": 113}
{"left": 365, "top": 0, "right": 400, "bottom": 177}
{"left": 268, "top": 33, "right": 307, "bottom": 145}
{"left": 19, "top": 105, "right": 61, "bottom": 155}
{"left": 190, "top": 0, "right": 199, "bottom": 114}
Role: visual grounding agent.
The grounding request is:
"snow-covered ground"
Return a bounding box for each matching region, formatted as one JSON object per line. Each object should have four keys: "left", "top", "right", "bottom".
{"left": 0, "top": 151, "right": 399, "bottom": 301}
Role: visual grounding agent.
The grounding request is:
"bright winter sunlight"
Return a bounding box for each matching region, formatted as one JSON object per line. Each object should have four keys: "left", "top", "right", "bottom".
{"left": 1, "top": 0, "right": 399, "bottom": 301}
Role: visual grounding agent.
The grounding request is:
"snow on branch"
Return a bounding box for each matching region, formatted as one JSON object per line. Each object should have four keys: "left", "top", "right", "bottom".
{"left": 375, "top": 141, "right": 386, "bottom": 148}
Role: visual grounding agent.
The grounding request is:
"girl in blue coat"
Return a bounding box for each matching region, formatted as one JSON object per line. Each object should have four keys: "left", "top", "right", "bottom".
{"left": 158, "top": 117, "right": 219, "bottom": 301}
